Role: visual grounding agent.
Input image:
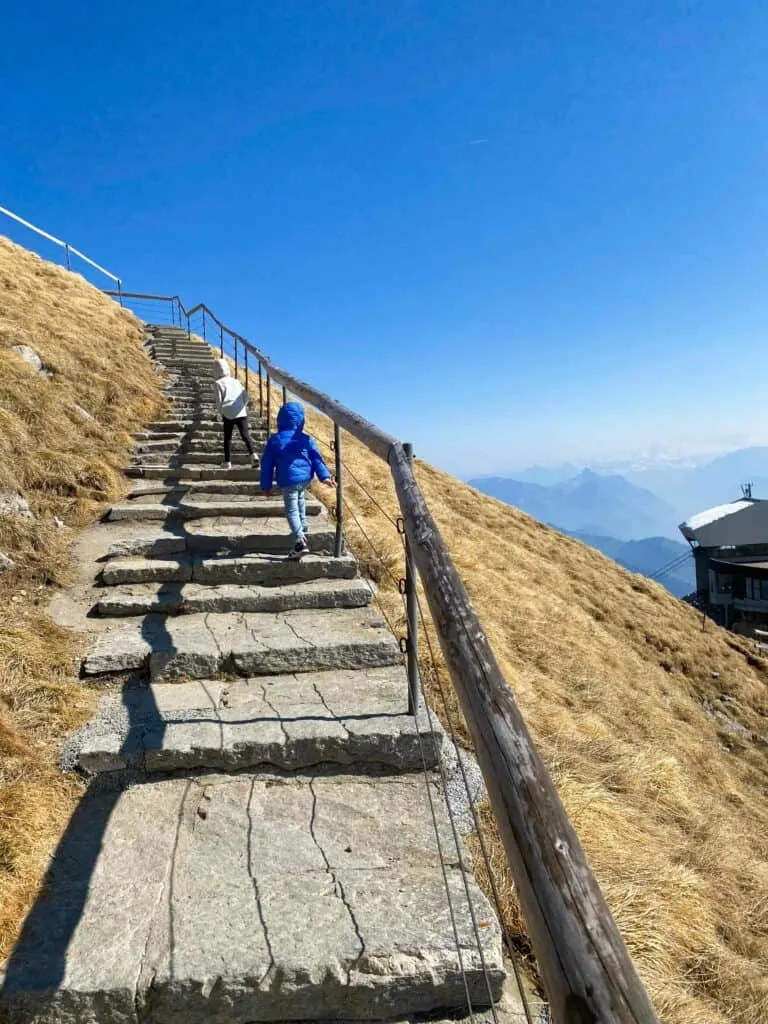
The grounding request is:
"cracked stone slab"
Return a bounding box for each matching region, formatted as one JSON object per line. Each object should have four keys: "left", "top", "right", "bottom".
{"left": 96, "top": 577, "right": 372, "bottom": 617}
{"left": 0, "top": 776, "right": 503, "bottom": 1023}
{"left": 74, "top": 666, "right": 443, "bottom": 774}
{"left": 101, "top": 553, "right": 357, "bottom": 587}
{"left": 82, "top": 607, "right": 401, "bottom": 680}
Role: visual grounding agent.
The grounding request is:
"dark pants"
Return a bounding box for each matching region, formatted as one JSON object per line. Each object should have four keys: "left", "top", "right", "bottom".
{"left": 223, "top": 416, "right": 254, "bottom": 461}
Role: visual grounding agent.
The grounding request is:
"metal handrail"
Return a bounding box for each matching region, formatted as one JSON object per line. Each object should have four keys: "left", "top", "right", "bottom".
{"left": 105, "top": 288, "right": 659, "bottom": 1024}
{"left": 1, "top": 205, "right": 123, "bottom": 290}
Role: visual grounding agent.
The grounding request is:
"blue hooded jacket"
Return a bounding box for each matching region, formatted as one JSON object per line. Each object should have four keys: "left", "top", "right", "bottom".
{"left": 259, "top": 402, "right": 331, "bottom": 489}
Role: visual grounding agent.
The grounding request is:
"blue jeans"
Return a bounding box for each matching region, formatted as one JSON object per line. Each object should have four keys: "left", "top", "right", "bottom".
{"left": 282, "top": 484, "right": 308, "bottom": 541}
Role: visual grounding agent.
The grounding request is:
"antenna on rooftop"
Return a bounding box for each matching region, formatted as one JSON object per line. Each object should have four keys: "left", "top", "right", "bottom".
{"left": 741, "top": 481, "right": 753, "bottom": 499}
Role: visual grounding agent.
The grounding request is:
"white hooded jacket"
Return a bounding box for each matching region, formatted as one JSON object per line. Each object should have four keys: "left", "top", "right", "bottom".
{"left": 213, "top": 359, "right": 248, "bottom": 419}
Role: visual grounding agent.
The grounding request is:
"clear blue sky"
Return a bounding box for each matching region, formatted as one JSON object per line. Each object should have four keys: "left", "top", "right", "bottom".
{"left": 2, "top": 2, "right": 767, "bottom": 476}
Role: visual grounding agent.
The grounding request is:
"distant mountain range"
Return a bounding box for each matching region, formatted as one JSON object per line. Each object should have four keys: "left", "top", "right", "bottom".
{"left": 506, "top": 446, "right": 768, "bottom": 524}
{"left": 469, "top": 447, "right": 768, "bottom": 597}
{"left": 624, "top": 446, "right": 768, "bottom": 521}
{"left": 468, "top": 469, "right": 678, "bottom": 541}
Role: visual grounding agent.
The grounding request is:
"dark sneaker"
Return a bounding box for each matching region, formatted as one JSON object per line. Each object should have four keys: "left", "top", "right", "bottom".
{"left": 289, "top": 538, "right": 310, "bottom": 560}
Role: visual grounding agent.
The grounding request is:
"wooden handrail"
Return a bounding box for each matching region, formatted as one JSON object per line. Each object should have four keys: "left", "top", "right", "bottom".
{"left": 106, "top": 287, "right": 659, "bottom": 1022}
{"left": 389, "top": 443, "right": 658, "bottom": 1024}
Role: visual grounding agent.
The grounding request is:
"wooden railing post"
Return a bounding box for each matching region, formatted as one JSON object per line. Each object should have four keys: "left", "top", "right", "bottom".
{"left": 333, "top": 423, "right": 344, "bottom": 557}
{"left": 402, "top": 442, "right": 420, "bottom": 715}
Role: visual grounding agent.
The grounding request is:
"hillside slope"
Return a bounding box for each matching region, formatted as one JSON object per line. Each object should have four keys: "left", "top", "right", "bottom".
{"left": 301, "top": 404, "right": 768, "bottom": 1024}
{"left": 0, "top": 237, "right": 163, "bottom": 957}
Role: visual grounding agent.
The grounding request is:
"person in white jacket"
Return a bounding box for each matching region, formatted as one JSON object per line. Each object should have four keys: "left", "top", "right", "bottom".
{"left": 213, "top": 359, "right": 259, "bottom": 470}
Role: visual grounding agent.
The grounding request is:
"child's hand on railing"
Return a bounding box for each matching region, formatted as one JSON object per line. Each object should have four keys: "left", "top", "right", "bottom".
{"left": 323, "top": 477, "right": 336, "bottom": 488}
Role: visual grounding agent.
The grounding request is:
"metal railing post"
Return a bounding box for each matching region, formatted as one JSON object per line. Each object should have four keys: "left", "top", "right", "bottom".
{"left": 266, "top": 374, "right": 271, "bottom": 433}
{"left": 282, "top": 384, "right": 287, "bottom": 405}
{"left": 403, "top": 442, "right": 420, "bottom": 715}
{"left": 220, "top": 325, "right": 224, "bottom": 358}
{"left": 334, "top": 423, "right": 344, "bottom": 557}
{"left": 245, "top": 347, "right": 249, "bottom": 392}
{"left": 171, "top": 299, "right": 176, "bottom": 326}
{"left": 234, "top": 336, "right": 239, "bottom": 378}
{"left": 258, "top": 360, "right": 264, "bottom": 417}
{"left": 186, "top": 312, "right": 190, "bottom": 340}
{"left": 64, "top": 243, "right": 71, "bottom": 270}
{"left": 116, "top": 280, "right": 123, "bottom": 307}
{"left": 202, "top": 307, "right": 206, "bottom": 341}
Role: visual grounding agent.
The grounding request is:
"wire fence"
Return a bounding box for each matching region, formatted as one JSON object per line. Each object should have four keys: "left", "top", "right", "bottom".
{"left": 309, "top": 426, "right": 546, "bottom": 1023}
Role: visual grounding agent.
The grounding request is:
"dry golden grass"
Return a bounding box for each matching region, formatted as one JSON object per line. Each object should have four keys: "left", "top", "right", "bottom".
{"left": 1, "top": 242, "right": 765, "bottom": 1022}
{"left": 286, "top": 396, "right": 768, "bottom": 1024}
{"left": 0, "top": 236, "right": 163, "bottom": 960}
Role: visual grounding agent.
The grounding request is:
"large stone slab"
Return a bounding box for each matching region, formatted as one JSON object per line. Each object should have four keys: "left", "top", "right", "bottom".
{"left": 134, "top": 452, "right": 263, "bottom": 467}
{"left": 134, "top": 437, "right": 267, "bottom": 454}
{"left": 100, "top": 553, "right": 357, "bottom": 586}
{"left": 126, "top": 480, "right": 275, "bottom": 497}
{"left": 104, "top": 515, "right": 335, "bottom": 558}
{"left": 96, "top": 577, "right": 372, "bottom": 617}
{"left": 82, "top": 607, "right": 401, "bottom": 680}
{"left": 0, "top": 776, "right": 503, "bottom": 1023}
{"left": 125, "top": 466, "right": 270, "bottom": 481}
{"left": 107, "top": 497, "right": 323, "bottom": 521}
{"left": 75, "top": 667, "right": 443, "bottom": 774}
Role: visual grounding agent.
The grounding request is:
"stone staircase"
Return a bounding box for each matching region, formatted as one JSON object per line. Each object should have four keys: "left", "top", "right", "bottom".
{"left": 0, "top": 326, "right": 510, "bottom": 1023}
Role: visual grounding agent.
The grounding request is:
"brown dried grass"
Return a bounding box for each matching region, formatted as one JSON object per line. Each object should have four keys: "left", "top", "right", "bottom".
{"left": 0, "top": 236, "right": 163, "bottom": 960}
{"left": 291, "top": 394, "right": 768, "bottom": 1024}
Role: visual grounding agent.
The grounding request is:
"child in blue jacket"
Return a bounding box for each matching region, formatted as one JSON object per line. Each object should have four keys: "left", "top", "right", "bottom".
{"left": 260, "top": 402, "right": 335, "bottom": 559}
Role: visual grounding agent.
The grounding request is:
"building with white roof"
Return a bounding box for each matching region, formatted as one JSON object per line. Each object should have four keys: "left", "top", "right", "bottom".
{"left": 679, "top": 498, "right": 768, "bottom": 631}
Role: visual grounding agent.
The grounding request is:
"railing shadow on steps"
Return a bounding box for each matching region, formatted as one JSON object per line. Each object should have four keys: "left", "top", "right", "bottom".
{"left": 105, "top": 290, "right": 661, "bottom": 1024}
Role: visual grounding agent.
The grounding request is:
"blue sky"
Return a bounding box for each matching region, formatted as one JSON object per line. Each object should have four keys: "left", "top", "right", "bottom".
{"left": 2, "top": 1, "right": 767, "bottom": 476}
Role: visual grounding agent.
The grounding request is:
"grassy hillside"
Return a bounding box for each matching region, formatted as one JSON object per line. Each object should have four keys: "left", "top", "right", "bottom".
{"left": 1, "top": 236, "right": 765, "bottom": 1023}
{"left": 299, "top": 403, "right": 768, "bottom": 1024}
{"left": 0, "top": 237, "right": 163, "bottom": 959}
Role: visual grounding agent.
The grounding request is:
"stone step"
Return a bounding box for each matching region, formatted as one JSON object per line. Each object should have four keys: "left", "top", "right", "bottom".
{"left": 104, "top": 515, "right": 335, "bottom": 558}
{"left": 100, "top": 552, "right": 357, "bottom": 587}
{"left": 96, "top": 577, "right": 371, "bottom": 617}
{"left": 133, "top": 452, "right": 262, "bottom": 467}
{"left": 152, "top": 343, "right": 212, "bottom": 351}
{"left": 133, "top": 438, "right": 267, "bottom": 454}
{"left": 136, "top": 429, "right": 264, "bottom": 442}
{"left": 154, "top": 353, "right": 213, "bottom": 361}
{"left": 126, "top": 465, "right": 272, "bottom": 481}
{"left": 107, "top": 497, "right": 323, "bottom": 521}
{"left": 147, "top": 419, "right": 266, "bottom": 431}
{"left": 75, "top": 667, "right": 441, "bottom": 774}
{"left": 0, "top": 774, "right": 502, "bottom": 1023}
{"left": 127, "top": 480, "right": 268, "bottom": 497}
{"left": 155, "top": 352, "right": 215, "bottom": 360}
{"left": 158, "top": 364, "right": 216, "bottom": 373}
{"left": 82, "top": 607, "right": 402, "bottom": 681}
